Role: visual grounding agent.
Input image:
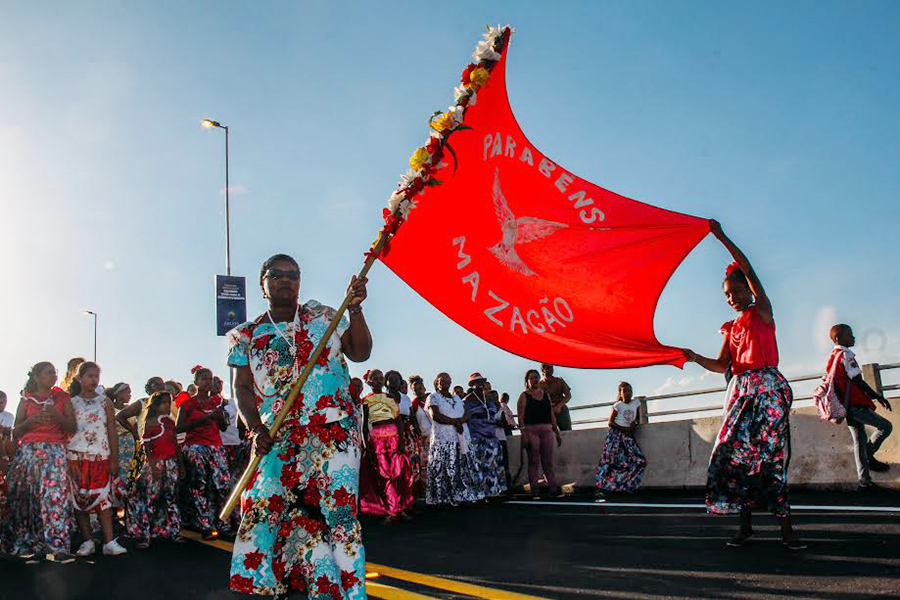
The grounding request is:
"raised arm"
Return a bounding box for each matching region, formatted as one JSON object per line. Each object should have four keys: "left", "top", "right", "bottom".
{"left": 340, "top": 276, "right": 373, "bottom": 362}
{"left": 710, "top": 220, "right": 772, "bottom": 322}
{"left": 116, "top": 401, "right": 141, "bottom": 438}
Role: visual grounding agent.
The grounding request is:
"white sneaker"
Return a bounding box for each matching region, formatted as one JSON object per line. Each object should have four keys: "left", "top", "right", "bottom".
{"left": 102, "top": 539, "right": 128, "bottom": 556}
{"left": 76, "top": 540, "right": 96, "bottom": 557}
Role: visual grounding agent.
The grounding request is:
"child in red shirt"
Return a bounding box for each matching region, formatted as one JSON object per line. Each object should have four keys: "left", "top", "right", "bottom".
{"left": 828, "top": 324, "right": 893, "bottom": 490}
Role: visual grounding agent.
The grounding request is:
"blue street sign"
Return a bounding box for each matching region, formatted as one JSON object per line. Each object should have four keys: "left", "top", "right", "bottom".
{"left": 216, "top": 275, "right": 246, "bottom": 336}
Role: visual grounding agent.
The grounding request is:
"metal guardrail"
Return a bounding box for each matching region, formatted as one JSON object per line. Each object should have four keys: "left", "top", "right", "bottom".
{"left": 568, "top": 361, "right": 899, "bottom": 426}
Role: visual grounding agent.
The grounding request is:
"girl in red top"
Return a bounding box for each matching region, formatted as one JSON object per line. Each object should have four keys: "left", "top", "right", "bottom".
{"left": 176, "top": 366, "right": 230, "bottom": 539}
{"left": 126, "top": 391, "right": 184, "bottom": 548}
{"left": 685, "top": 220, "right": 804, "bottom": 551}
{"left": 1, "top": 362, "right": 77, "bottom": 562}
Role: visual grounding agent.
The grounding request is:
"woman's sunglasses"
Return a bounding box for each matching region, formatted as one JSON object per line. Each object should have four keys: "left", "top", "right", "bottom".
{"left": 265, "top": 268, "right": 301, "bottom": 281}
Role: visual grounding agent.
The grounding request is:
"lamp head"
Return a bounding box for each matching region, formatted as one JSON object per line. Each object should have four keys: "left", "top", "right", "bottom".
{"left": 202, "top": 119, "right": 223, "bottom": 129}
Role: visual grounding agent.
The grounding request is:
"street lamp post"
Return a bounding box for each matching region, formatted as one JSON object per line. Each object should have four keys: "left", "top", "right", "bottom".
{"left": 202, "top": 119, "right": 231, "bottom": 275}
{"left": 84, "top": 310, "right": 97, "bottom": 361}
{"left": 203, "top": 118, "right": 235, "bottom": 399}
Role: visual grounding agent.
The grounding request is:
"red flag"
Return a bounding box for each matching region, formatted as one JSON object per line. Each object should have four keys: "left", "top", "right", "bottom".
{"left": 380, "top": 29, "right": 710, "bottom": 369}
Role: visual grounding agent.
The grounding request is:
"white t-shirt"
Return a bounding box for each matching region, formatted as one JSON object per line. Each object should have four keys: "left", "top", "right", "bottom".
{"left": 0, "top": 410, "right": 14, "bottom": 429}
{"left": 835, "top": 345, "right": 863, "bottom": 379}
{"left": 613, "top": 400, "right": 640, "bottom": 428}
{"left": 219, "top": 397, "right": 241, "bottom": 446}
{"left": 398, "top": 393, "right": 412, "bottom": 417}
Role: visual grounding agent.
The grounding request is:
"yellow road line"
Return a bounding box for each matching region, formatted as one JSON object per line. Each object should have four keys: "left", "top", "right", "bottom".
{"left": 366, "top": 581, "right": 440, "bottom": 600}
{"left": 179, "top": 530, "right": 237, "bottom": 553}
{"left": 366, "top": 562, "right": 550, "bottom": 600}
{"left": 184, "top": 531, "right": 545, "bottom": 599}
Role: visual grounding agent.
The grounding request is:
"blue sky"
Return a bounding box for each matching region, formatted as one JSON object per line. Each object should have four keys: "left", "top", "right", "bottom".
{"left": 1, "top": 1, "right": 898, "bottom": 415}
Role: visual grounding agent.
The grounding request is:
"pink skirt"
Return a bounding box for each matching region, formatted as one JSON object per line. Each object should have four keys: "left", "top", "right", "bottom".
{"left": 359, "top": 422, "right": 414, "bottom": 516}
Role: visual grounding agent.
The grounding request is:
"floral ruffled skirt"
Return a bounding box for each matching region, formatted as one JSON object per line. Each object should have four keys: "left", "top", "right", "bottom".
{"left": 595, "top": 429, "right": 646, "bottom": 493}
{"left": 125, "top": 457, "right": 181, "bottom": 542}
{"left": 706, "top": 368, "right": 793, "bottom": 516}
{"left": 426, "top": 437, "right": 482, "bottom": 506}
{"left": 182, "top": 444, "right": 232, "bottom": 533}
{"left": 468, "top": 436, "right": 507, "bottom": 498}
{"left": 2, "top": 442, "right": 73, "bottom": 556}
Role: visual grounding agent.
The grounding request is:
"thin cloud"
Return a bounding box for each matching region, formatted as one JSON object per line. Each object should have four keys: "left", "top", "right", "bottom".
{"left": 220, "top": 184, "right": 248, "bottom": 196}
{"left": 813, "top": 306, "right": 837, "bottom": 352}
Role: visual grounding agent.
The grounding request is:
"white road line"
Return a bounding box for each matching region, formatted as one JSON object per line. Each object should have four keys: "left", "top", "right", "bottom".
{"left": 509, "top": 501, "right": 900, "bottom": 513}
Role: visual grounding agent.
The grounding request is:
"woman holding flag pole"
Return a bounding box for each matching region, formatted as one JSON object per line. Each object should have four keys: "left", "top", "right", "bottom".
{"left": 226, "top": 254, "right": 371, "bottom": 598}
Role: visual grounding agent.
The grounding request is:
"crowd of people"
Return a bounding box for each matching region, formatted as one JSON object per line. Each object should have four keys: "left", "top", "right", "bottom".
{"left": 0, "top": 233, "right": 895, "bottom": 598}
{"left": 0, "top": 357, "right": 254, "bottom": 563}
{"left": 0, "top": 354, "right": 588, "bottom": 564}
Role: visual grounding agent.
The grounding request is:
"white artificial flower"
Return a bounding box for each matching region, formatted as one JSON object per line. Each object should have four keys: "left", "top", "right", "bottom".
{"left": 485, "top": 24, "right": 505, "bottom": 42}
{"left": 399, "top": 169, "right": 417, "bottom": 187}
{"left": 453, "top": 85, "right": 478, "bottom": 107}
{"left": 448, "top": 105, "right": 465, "bottom": 127}
{"left": 473, "top": 39, "right": 501, "bottom": 63}
{"left": 435, "top": 161, "right": 449, "bottom": 170}
{"left": 387, "top": 190, "right": 405, "bottom": 213}
{"left": 399, "top": 197, "right": 417, "bottom": 220}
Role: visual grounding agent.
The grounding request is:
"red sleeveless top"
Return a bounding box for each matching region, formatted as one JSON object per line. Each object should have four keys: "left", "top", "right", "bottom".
{"left": 143, "top": 415, "right": 177, "bottom": 461}
{"left": 182, "top": 394, "right": 223, "bottom": 446}
{"left": 721, "top": 306, "right": 779, "bottom": 375}
{"left": 20, "top": 389, "right": 70, "bottom": 444}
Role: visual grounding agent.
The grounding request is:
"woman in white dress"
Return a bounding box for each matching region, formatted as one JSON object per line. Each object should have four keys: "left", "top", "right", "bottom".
{"left": 424, "top": 373, "right": 482, "bottom": 506}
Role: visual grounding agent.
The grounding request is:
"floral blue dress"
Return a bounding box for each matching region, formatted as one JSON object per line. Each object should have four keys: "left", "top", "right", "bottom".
{"left": 227, "top": 300, "right": 365, "bottom": 599}
{"left": 464, "top": 394, "right": 507, "bottom": 498}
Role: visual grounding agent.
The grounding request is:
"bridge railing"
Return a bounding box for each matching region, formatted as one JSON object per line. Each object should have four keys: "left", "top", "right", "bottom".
{"left": 568, "top": 361, "right": 899, "bottom": 427}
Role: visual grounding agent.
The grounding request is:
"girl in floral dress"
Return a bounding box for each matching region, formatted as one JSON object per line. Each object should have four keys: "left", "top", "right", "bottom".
{"left": 116, "top": 376, "right": 167, "bottom": 493}
{"left": 68, "top": 362, "right": 127, "bottom": 557}
{"left": 595, "top": 382, "right": 646, "bottom": 499}
{"left": 425, "top": 373, "right": 481, "bottom": 506}
{"left": 359, "top": 369, "right": 414, "bottom": 523}
{"left": 3, "top": 362, "right": 77, "bottom": 562}
{"left": 176, "top": 366, "right": 230, "bottom": 539}
{"left": 126, "top": 391, "right": 183, "bottom": 548}
{"left": 685, "top": 219, "right": 805, "bottom": 551}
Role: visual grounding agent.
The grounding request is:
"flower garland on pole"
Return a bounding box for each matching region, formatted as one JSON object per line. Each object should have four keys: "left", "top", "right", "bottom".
{"left": 220, "top": 25, "right": 512, "bottom": 521}
{"left": 369, "top": 24, "right": 511, "bottom": 259}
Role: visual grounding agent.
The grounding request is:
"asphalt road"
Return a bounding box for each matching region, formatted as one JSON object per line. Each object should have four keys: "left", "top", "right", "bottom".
{"left": 4, "top": 490, "right": 899, "bottom": 600}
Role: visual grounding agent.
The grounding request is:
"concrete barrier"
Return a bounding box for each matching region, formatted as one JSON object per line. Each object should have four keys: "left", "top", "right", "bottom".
{"left": 508, "top": 402, "right": 900, "bottom": 491}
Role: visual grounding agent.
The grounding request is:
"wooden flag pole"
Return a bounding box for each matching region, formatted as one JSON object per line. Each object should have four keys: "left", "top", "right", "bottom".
{"left": 219, "top": 230, "right": 390, "bottom": 521}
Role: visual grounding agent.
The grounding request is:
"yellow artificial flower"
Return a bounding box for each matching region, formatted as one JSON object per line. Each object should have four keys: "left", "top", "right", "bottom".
{"left": 409, "top": 147, "right": 431, "bottom": 171}
{"left": 431, "top": 111, "right": 454, "bottom": 133}
{"left": 469, "top": 67, "right": 490, "bottom": 87}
